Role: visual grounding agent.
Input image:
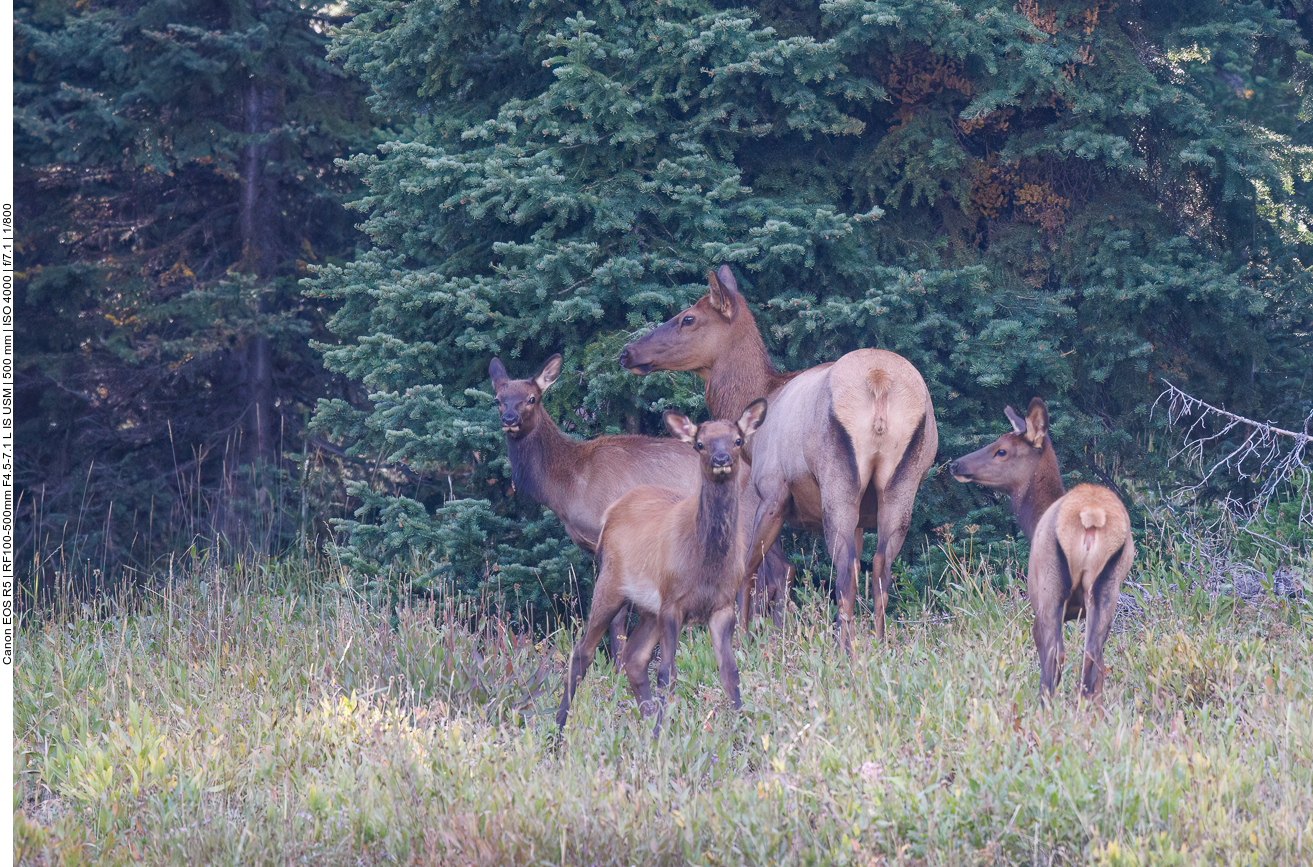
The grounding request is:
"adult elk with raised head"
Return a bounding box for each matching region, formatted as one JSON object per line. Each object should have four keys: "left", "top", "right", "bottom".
{"left": 950, "top": 398, "right": 1134, "bottom": 700}
{"left": 489, "top": 354, "right": 791, "bottom": 653}
{"left": 619, "top": 266, "right": 938, "bottom": 653}
{"left": 555, "top": 400, "right": 768, "bottom": 735}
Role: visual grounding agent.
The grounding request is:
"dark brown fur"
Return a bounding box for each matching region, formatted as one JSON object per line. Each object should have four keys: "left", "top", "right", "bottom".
{"left": 555, "top": 400, "right": 768, "bottom": 735}
{"left": 950, "top": 398, "right": 1135, "bottom": 700}
{"left": 620, "top": 265, "right": 939, "bottom": 652}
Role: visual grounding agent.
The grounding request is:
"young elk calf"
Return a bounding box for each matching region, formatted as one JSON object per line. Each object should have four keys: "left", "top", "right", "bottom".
{"left": 555, "top": 399, "right": 768, "bottom": 734}
{"left": 950, "top": 398, "right": 1134, "bottom": 700}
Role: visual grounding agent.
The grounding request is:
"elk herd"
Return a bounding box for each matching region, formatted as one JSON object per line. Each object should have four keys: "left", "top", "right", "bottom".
{"left": 489, "top": 265, "right": 1135, "bottom": 734}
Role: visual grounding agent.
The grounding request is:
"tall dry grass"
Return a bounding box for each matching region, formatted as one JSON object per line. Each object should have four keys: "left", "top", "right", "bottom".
{"left": 12, "top": 535, "right": 1311, "bottom": 866}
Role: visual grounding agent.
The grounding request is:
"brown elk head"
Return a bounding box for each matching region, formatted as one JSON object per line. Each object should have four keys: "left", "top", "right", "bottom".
{"left": 663, "top": 398, "right": 767, "bottom": 481}
{"left": 619, "top": 265, "right": 745, "bottom": 375}
{"left": 949, "top": 398, "right": 1051, "bottom": 491}
{"left": 488, "top": 354, "right": 561, "bottom": 439}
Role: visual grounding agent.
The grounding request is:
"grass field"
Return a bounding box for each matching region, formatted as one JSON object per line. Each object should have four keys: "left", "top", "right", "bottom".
{"left": 13, "top": 543, "right": 1312, "bottom": 866}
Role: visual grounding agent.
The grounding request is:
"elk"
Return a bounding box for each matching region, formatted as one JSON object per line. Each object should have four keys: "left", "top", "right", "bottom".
{"left": 555, "top": 400, "right": 768, "bottom": 734}
{"left": 619, "top": 266, "right": 938, "bottom": 653}
{"left": 489, "top": 354, "right": 791, "bottom": 653}
{"left": 950, "top": 398, "right": 1134, "bottom": 700}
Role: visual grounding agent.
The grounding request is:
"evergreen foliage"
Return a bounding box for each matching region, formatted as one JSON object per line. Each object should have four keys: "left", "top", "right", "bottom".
{"left": 14, "top": 0, "right": 379, "bottom": 578}
{"left": 310, "top": 0, "right": 1309, "bottom": 612}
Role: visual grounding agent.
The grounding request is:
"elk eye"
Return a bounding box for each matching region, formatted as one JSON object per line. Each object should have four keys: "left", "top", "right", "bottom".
{"left": 681, "top": 315, "right": 695, "bottom": 326}
{"left": 527, "top": 396, "right": 536, "bottom": 405}
{"left": 695, "top": 441, "right": 703, "bottom": 451}
{"left": 995, "top": 448, "right": 1007, "bottom": 457}
{"left": 734, "top": 438, "right": 742, "bottom": 446}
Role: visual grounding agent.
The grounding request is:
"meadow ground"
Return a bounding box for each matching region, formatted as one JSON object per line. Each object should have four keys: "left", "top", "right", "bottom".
{"left": 12, "top": 544, "right": 1312, "bottom": 866}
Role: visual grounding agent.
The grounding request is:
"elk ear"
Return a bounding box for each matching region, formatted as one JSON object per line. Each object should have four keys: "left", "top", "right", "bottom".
{"left": 664, "top": 410, "right": 698, "bottom": 444}
{"left": 716, "top": 264, "right": 739, "bottom": 295}
{"left": 489, "top": 357, "right": 510, "bottom": 390}
{"left": 737, "top": 398, "right": 768, "bottom": 437}
{"left": 1023, "top": 397, "right": 1049, "bottom": 448}
{"left": 1004, "top": 405, "right": 1027, "bottom": 436}
{"left": 707, "top": 268, "right": 735, "bottom": 319}
{"left": 534, "top": 354, "right": 562, "bottom": 392}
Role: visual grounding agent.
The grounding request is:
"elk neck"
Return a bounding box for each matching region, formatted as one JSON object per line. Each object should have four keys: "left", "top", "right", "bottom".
{"left": 505, "top": 411, "right": 581, "bottom": 510}
{"left": 703, "top": 317, "right": 794, "bottom": 418}
{"left": 1010, "top": 441, "right": 1066, "bottom": 541}
{"left": 694, "top": 470, "right": 743, "bottom": 568}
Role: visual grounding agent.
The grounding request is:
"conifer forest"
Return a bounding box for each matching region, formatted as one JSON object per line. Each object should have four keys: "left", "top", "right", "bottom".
{"left": 17, "top": 0, "right": 1312, "bottom": 609}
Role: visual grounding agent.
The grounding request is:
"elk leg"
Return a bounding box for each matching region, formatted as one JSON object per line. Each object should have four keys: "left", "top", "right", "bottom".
{"left": 1078, "top": 601, "right": 1113, "bottom": 700}
{"left": 1027, "top": 529, "right": 1072, "bottom": 704}
{"left": 741, "top": 489, "right": 790, "bottom": 631}
{"left": 621, "top": 613, "right": 661, "bottom": 717}
{"left": 735, "top": 482, "right": 766, "bottom": 631}
{"left": 654, "top": 611, "right": 682, "bottom": 692}
{"left": 738, "top": 541, "right": 791, "bottom": 634}
{"left": 1033, "top": 614, "right": 1065, "bottom": 703}
{"left": 761, "top": 542, "right": 794, "bottom": 629}
{"left": 607, "top": 604, "right": 632, "bottom": 670}
{"left": 1079, "top": 556, "right": 1126, "bottom": 699}
{"left": 820, "top": 488, "right": 863, "bottom": 656}
{"left": 853, "top": 526, "right": 865, "bottom": 609}
{"left": 651, "top": 611, "right": 682, "bottom": 738}
{"left": 708, "top": 606, "right": 742, "bottom": 710}
{"left": 1031, "top": 596, "right": 1067, "bottom": 705}
{"left": 557, "top": 594, "right": 629, "bottom": 728}
{"left": 868, "top": 468, "right": 919, "bottom": 642}
{"left": 870, "top": 502, "right": 914, "bottom": 643}
{"left": 735, "top": 580, "right": 753, "bottom": 634}
{"left": 736, "top": 479, "right": 792, "bottom": 631}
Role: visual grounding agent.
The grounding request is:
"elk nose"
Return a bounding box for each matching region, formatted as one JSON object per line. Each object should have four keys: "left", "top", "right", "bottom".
{"left": 711, "top": 451, "right": 732, "bottom": 468}
{"left": 618, "top": 346, "right": 632, "bottom": 367}
{"left": 948, "top": 459, "right": 959, "bottom": 475}
{"left": 501, "top": 410, "right": 520, "bottom": 426}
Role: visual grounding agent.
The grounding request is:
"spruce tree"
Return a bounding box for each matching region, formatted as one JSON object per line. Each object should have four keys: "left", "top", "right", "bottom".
{"left": 313, "top": 0, "right": 1312, "bottom": 610}
{"left": 15, "top": 0, "right": 378, "bottom": 577}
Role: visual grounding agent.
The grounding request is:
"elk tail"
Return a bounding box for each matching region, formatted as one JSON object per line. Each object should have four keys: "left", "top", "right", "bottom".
{"left": 1079, "top": 506, "right": 1107, "bottom": 551}
{"left": 867, "top": 368, "right": 892, "bottom": 436}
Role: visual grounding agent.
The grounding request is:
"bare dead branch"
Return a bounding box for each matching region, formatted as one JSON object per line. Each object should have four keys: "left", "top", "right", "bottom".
{"left": 1153, "top": 379, "right": 1312, "bottom": 525}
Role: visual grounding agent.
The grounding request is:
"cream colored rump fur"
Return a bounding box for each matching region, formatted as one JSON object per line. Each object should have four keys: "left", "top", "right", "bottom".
{"left": 1053, "top": 484, "right": 1131, "bottom": 587}
{"left": 598, "top": 485, "right": 688, "bottom": 615}
{"left": 828, "top": 350, "right": 929, "bottom": 447}
{"left": 748, "top": 351, "right": 928, "bottom": 485}
{"left": 752, "top": 349, "right": 930, "bottom": 492}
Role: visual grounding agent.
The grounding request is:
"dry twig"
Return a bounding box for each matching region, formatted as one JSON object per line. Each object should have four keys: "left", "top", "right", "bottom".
{"left": 1154, "top": 379, "right": 1312, "bottom": 525}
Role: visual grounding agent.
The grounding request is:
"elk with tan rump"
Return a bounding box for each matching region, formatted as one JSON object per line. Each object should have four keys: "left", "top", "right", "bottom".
{"left": 555, "top": 400, "right": 769, "bottom": 734}
{"left": 619, "top": 265, "right": 938, "bottom": 653}
{"left": 950, "top": 398, "right": 1135, "bottom": 700}
{"left": 488, "top": 354, "right": 791, "bottom": 655}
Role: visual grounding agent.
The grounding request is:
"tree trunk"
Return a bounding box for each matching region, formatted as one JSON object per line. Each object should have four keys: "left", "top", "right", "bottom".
{"left": 240, "top": 75, "right": 276, "bottom": 468}
{"left": 233, "top": 32, "right": 281, "bottom": 550}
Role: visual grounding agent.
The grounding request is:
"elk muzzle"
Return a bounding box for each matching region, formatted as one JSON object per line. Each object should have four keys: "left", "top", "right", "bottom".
{"left": 949, "top": 457, "right": 974, "bottom": 482}
{"left": 618, "top": 344, "right": 654, "bottom": 375}
{"left": 710, "top": 448, "right": 734, "bottom": 476}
